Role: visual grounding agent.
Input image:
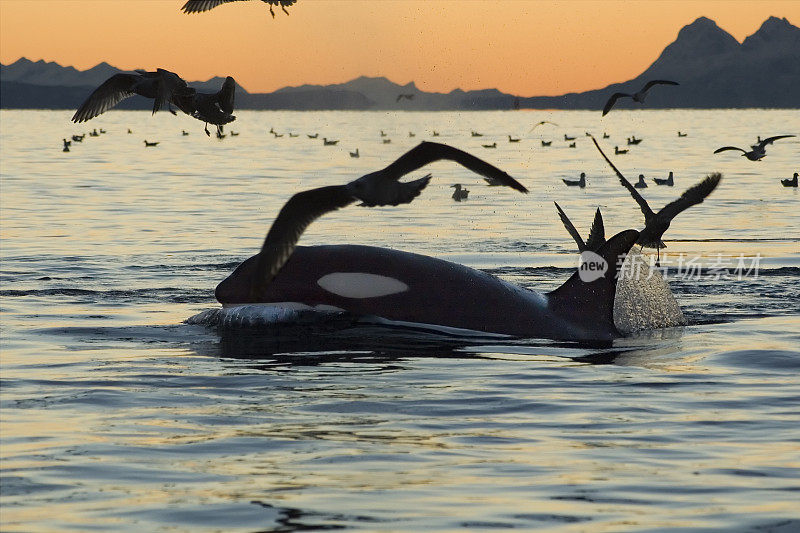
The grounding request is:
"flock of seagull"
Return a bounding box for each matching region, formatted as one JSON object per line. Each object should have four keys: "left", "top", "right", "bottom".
{"left": 59, "top": 1, "right": 797, "bottom": 286}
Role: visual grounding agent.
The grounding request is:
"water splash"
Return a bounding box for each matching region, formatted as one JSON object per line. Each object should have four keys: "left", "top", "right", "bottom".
{"left": 614, "top": 251, "right": 687, "bottom": 334}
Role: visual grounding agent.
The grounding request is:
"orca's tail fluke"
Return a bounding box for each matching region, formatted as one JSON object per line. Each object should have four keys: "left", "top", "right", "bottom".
{"left": 547, "top": 229, "right": 639, "bottom": 340}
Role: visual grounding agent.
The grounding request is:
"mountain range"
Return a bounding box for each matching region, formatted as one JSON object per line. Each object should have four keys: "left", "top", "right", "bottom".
{"left": 1, "top": 16, "right": 798, "bottom": 111}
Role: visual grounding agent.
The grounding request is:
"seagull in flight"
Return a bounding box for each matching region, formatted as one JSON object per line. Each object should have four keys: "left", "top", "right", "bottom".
{"left": 246, "top": 142, "right": 528, "bottom": 299}
{"left": 591, "top": 137, "right": 721, "bottom": 263}
{"left": 554, "top": 202, "right": 605, "bottom": 252}
{"left": 713, "top": 135, "right": 795, "bottom": 161}
{"left": 73, "top": 70, "right": 236, "bottom": 135}
{"left": 528, "top": 120, "right": 558, "bottom": 133}
{"left": 602, "top": 80, "right": 679, "bottom": 116}
{"left": 181, "top": 0, "right": 297, "bottom": 17}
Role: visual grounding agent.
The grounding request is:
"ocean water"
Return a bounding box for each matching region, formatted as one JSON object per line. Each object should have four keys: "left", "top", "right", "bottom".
{"left": 1, "top": 109, "right": 799, "bottom": 531}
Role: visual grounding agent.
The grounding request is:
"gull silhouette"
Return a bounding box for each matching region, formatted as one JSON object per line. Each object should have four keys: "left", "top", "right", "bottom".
{"left": 245, "top": 142, "right": 527, "bottom": 299}
{"left": 181, "top": 0, "right": 296, "bottom": 17}
{"left": 714, "top": 135, "right": 795, "bottom": 161}
{"left": 602, "top": 80, "right": 679, "bottom": 116}
{"left": 592, "top": 137, "right": 721, "bottom": 263}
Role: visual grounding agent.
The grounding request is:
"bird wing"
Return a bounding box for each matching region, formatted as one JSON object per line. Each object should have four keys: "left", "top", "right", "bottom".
{"left": 713, "top": 146, "right": 746, "bottom": 154}
{"left": 657, "top": 173, "right": 722, "bottom": 221}
{"left": 71, "top": 74, "right": 139, "bottom": 123}
{"left": 585, "top": 208, "right": 606, "bottom": 251}
{"left": 554, "top": 202, "right": 586, "bottom": 252}
{"left": 590, "top": 137, "right": 654, "bottom": 220}
{"left": 181, "top": 0, "right": 248, "bottom": 13}
{"left": 379, "top": 142, "right": 529, "bottom": 193}
{"left": 757, "top": 135, "right": 795, "bottom": 149}
{"left": 249, "top": 185, "right": 357, "bottom": 299}
{"left": 355, "top": 174, "right": 432, "bottom": 207}
{"left": 642, "top": 79, "right": 679, "bottom": 92}
{"left": 527, "top": 120, "right": 558, "bottom": 133}
{"left": 217, "top": 76, "right": 236, "bottom": 114}
{"left": 602, "top": 93, "right": 630, "bottom": 116}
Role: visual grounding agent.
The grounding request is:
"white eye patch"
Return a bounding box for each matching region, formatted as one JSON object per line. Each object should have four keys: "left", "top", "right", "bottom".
{"left": 317, "top": 273, "right": 409, "bottom": 298}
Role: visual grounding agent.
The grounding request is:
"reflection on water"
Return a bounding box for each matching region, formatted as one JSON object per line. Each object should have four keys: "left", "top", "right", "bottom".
{"left": 1, "top": 110, "right": 799, "bottom": 531}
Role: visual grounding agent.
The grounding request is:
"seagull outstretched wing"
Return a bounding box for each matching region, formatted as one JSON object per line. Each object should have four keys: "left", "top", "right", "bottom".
{"left": 72, "top": 74, "right": 139, "bottom": 123}
{"left": 378, "top": 142, "right": 528, "bottom": 193}
{"left": 756, "top": 135, "right": 795, "bottom": 149}
{"left": 713, "top": 146, "right": 746, "bottom": 154}
{"left": 602, "top": 93, "right": 631, "bottom": 116}
{"left": 642, "top": 80, "right": 679, "bottom": 92}
{"left": 657, "top": 173, "right": 722, "bottom": 221}
{"left": 591, "top": 137, "right": 654, "bottom": 220}
{"left": 182, "top": 0, "right": 247, "bottom": 13}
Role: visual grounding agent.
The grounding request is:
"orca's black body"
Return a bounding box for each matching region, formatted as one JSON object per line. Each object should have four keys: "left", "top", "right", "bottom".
{"left": 215, "top": 231, "right": 639, "bottom": 341}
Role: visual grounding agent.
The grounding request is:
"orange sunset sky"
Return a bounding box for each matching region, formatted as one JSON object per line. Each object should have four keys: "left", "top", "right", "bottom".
{"left": 1, "top": 1, "right": 797, "bottom": 96}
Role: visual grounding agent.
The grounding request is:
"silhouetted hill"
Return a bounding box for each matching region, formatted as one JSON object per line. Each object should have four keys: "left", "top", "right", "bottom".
{"left": 519, "top": 16, "right": 800, "bottom": 109}
{"left": 2, "top": 16, "right": 798, "bottom": 111}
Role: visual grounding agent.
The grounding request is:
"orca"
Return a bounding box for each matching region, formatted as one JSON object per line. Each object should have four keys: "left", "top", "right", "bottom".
{"left": 207, "top": 142, "right": 644, "bottom": 342}
{"left": 215, "top": 230, "right": 640, "bottom": 341}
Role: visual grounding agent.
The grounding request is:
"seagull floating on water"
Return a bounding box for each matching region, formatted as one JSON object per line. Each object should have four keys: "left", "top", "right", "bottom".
{"left": 482, "top": 142, "right": 497, "bottom": 149}
{"left": 592, "top": 136, "right": 721, "bottom": 263}
{"left": 654, "top": 172, "right": 674, "bottom": 186}
{"left": 508, "top": 135, "right": 520, "bottom": 143}
{"left": 349, "top": 148, "right": 359, "bottom": 158}
{"left": 781, "top": 173, "right": 798, "bottom": 187}
{"left": 564, "top": 134, "right": 575, "bottom": 141}
{"left": 614, "top": 146, "right": 628, "bottom": 155}
{"left": 62, "top": 139, "right": 71, "bottom": 152}
{"left": 144, "top": 140, "right": 159, "bottom": 147}
{"left": 627, "top": 136, "right": 642, "bottom": 145}
{"left": 678, "top": 131, "right": 688, "bottom": 137}
{"left": 307, "top": 133, "right": 318, "bottom": 139}
{"left": 562, "top": 173, "right": 586, "bottom": 188}
{"left": 554, "top": 202, "right": 605, "bottom": 252}
{"left": 568, "top": 142, "right": 576, "bottom": 148}
{"left": 323, "top": 138, "right": 338, "bottom": 146}
{"left": 242, "top": 142, "right": 527, "bottom": 299}
{"left": 451, "top": 184, "right": 469, "bottom": 201}
{"left": 602, "top": 80, "right": 679, "bottom": 116}
{"left": 181, "top": 0, "right": 296, "bottom": 17}
{"left": 713, "top": 135, "right": 795, "bottom": 161}
{"left": 634, "top": 174, "right": 648, "bottom": 188}
{"left": 541, "top": 140, "right": 552, "bottom": 147}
